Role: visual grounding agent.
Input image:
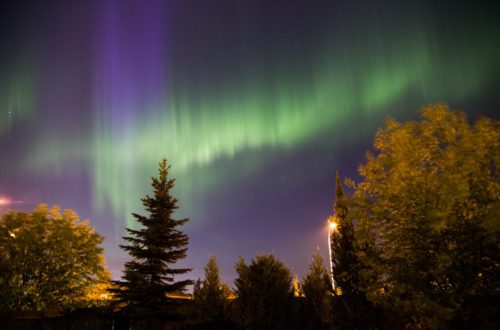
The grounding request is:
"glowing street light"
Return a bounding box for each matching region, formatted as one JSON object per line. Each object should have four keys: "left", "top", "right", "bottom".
{"left": 327, "top": 215, "right": 338, "bottom": 291}
{"left": 329, "top": 221, "right": 337, "bottom": 231}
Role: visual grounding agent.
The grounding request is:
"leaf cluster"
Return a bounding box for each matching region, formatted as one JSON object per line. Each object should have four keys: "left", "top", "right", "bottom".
{"left": 349, "top": 104, "right": 500, "bottom": 326}
{"left": 0, "top": 204, "right": 109, "bottom": 312}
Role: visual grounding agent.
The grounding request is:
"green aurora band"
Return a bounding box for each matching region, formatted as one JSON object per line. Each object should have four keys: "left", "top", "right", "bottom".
{"left": 10, "top": 9, "right": 500, "bottom": 229}
{"left": 0, "top": 61, "right": 36, "bottom": 136}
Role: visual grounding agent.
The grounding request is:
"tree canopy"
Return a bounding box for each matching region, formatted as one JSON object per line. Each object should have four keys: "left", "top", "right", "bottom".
{"left": 193, "top": 256, "right": 231, "bottom": 325}
{"left": 331, "top": 171, "right": 381, "bottom": 329}
{"left": 112, "top": 158, "right": 192, "bottom": 317}
{"left": 331, "top": 170, "right": 361, "bottom": 297}
{"left": 349, "top": 104, "right": 500, "bottom": 327}
{"left": 0, "top": 204, "right": 110, "bottom": 312}
{"left": 301, "top": 249, "right": 332, "bottom": 329}
{"left": 234, "top": 254, "right": 294, "bottom": 330}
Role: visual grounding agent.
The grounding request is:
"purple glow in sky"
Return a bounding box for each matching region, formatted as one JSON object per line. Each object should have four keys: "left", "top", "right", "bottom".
{"left": 1, "top": 0, "right": 499, "bottom": 285}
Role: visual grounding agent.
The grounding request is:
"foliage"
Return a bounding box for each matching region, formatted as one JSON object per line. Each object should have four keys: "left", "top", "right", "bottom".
{"left": 301, "top": 249, "right": 332, "bottom": 330}
{"left": 193, "top": 255, "right": 231, "bottom": 324}
{"left": 331, "top": 171, "right": 362, "bottom": 297}
{"left": 0, "top": 204, "right": 110, "bottom": 312}
{"left": 330, "top": 171, "right": 382, "bottom": 329}
{"left": 234, "top": 254, "right": 293, "bottom": 330}
{"left": 111, "top": 158, "right": 192, "bottom": 317}
{"left": 349, "top": 104, "right": 500, "bottom": 327}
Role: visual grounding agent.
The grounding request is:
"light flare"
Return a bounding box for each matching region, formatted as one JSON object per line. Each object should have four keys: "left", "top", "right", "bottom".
{"left": 0, "top": 197, "right": 12, "bottom": 206}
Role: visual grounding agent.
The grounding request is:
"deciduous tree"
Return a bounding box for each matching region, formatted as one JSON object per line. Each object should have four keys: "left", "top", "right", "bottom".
{"left": 349, "top": 104, "right": 500, "bottom": 327}
{"left": 0, "top": 204, "right": 110, "bottom": 312}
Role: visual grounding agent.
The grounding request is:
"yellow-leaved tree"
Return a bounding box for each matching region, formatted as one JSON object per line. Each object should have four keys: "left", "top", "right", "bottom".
{"left": 0, "top": 204, "right": 111, "bottom": 312}
{"left": 348, "top": 104, "right": 499, "bottom": 328}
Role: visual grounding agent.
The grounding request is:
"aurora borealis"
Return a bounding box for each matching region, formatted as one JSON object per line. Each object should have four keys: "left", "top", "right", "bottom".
{"left": 1, "top": 0, "right": 499, "bottom": 282}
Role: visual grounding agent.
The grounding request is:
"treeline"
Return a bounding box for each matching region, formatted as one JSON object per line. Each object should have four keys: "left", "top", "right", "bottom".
{"left": 190, "top": 252, "right": 377, "bottom": 330}
{"left": 0, "top": 104, "right": 498, "bottom": 329}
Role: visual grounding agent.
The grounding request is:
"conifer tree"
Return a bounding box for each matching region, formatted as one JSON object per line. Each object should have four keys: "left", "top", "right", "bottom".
{"left": 112, "top": 158, "right": 192, "bottom": 316}
{"left": 330, "top": 170, "right": 359, "bottom": 297}
{"left": 330, "top": 171, "right": 380, "bottom": 328}
{"left": 234, "top": 254, "right": 293, "bottom": 330}
{"left": 193, "top": 256, "right": 230, "bottom": 323}
{"left": 302, "top": 250, "right": 332, "bottom": 329}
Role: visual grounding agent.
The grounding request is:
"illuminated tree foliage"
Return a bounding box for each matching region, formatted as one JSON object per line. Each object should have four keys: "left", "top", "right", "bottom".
{"left": 193, "top": 256, "right": 231, "bottom": 326}
{"left": 112, "top": 158, "right": 192, "bottom": 316}
{"left": 234, "top": 254, "right": 293, "bottom": 330}
{"left": 350, "top": 104, "right": 500, "bottom": 327}
{"left": 301, "top": 250, "right": 332, "bottom": 330}
{"left": 0, "top": 204, "right": 110, "bottom": 312}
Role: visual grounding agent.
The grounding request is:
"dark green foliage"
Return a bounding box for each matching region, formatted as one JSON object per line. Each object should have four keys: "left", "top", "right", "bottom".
{"left": 234, "top": 254, "right": 293, "bottom": 330}
{"left": 434, "top": 218, "right": 500, "bottom": 328}
{"left": 331, "top": 170, "right": 361, "bottom": 296}
{"left": 193, "top": 256, "right": 231, "bottom": 326}
{"left": 111, "top": 158, "right": 192, "bottom": 316}
{"left": 301, "top": 250, "right": 332, "bottom": 330}
{"left": 330, "top": 171, "right": 381, "bottom": 329}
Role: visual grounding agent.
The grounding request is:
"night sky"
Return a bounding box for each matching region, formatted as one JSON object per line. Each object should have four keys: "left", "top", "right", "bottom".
{"left": 1, "top": 0, "right": 499, "bottom": 285}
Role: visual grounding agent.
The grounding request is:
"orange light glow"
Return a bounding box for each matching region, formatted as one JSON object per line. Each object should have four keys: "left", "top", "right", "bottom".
{"left": 0, "top": 197, "right": 12, "bottom": 206}
{"left": 327, "top": 215, "right": 338, "bottom": 231}
{"left": 329, "top": 222, "right": 337, "bottom": 230}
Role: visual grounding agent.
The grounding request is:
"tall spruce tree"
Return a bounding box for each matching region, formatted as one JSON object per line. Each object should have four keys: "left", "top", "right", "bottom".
{"left": 112, "top": 158, "right": 192, "bottom": 316}
{"left": 330, "top": 171, "right": 381, "bottom": 329}
{"left": 330, "top": 170, "right": 359, "bottom": 297}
